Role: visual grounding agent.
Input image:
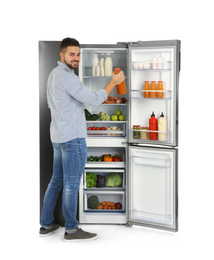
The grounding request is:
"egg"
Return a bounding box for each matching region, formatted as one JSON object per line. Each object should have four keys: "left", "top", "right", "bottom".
{"left": 138, "top": 63, "right": 143, "bottom": 69}
{"left": 134, "top": 63, "right": 139, "bottom": 69}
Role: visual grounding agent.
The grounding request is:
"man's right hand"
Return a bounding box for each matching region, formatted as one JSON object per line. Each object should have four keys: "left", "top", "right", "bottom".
{"left": 111, "top": 71, "right": 125, "bottom": 86}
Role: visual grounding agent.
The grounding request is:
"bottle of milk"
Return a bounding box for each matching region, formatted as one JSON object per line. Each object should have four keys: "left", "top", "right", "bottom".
{"left": 92, "top": 54, "right": 99, "bottom": 76}
{"left": 105, "top": 54, "right": 113, "bottom": 76}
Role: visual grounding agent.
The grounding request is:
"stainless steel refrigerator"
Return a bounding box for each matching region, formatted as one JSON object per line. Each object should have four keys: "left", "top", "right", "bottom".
{"left": 39, "top": 40, "right": 180, "bottom": 232}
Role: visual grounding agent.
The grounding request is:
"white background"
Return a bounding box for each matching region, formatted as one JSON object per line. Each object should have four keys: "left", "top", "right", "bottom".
{"left": 1, "top": 0, "right": 213, "bottom": 259}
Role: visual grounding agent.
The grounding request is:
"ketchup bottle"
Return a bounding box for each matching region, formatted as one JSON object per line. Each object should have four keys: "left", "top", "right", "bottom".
{"left": 149, "top": 111, "right": 158, "bottom": 140}
{"left": 114, "top": 68, "right": 127, "bottom": 95}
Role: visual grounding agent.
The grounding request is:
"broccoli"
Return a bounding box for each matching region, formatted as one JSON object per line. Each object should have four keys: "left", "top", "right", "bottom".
{"left": 86, "top": 172, "right": 97, "bottom": 188}
{"left": 87, "top": 195, "right": 100, "bottom": 209}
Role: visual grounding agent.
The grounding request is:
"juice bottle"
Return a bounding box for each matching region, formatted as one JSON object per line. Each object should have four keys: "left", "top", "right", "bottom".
{"left": 149, "top": 111, "right": 158, "bottom": 140}
{"left": 144, "top": 81, "right": 150, "bottom": 98}
{"left": 114, "top": 68, "right": 127, "bottom": 95}
{"left": 158, "top": 112, "right": 167, "bottom": 141}
{"left": 150, "top": 81, "right": 156, "bottom": 98}
{"left": 157, "top": 81, "right": 164, "bottom": 98}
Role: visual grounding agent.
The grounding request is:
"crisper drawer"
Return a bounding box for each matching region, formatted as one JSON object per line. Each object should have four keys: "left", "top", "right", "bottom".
{"left": 86, "top": 121, "right": 126, "bottom": 137}
{"left": 83, "top": 169, "right": 125, "bottom": 190}
{"left": 84, "top": 191, "right": 126, "bottom": 213}
{"left": 85, "top": 147, "right": 125, "bottom": 168}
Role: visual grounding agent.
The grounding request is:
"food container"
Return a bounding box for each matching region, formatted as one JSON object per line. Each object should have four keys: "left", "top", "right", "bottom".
{"left": 133, "top": 125, "right": 140, "bottom": 139}
{"left": 140, "top": 127, "right": 149, "bottom": 140}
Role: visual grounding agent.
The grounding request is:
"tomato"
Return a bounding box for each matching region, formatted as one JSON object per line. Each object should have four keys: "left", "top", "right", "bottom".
{"left": 101, "top": 126, "right": 106, "bottom": 130}
{"left": 92, "top": 126, "right": 96, "bottom": 130}
{"left": 87, "top": 127, "right": 92, "bottom": 130}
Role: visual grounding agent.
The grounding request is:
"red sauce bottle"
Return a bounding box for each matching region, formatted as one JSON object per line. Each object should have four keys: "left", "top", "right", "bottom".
{"left": 149, "top": 111, "right": 158, "bottom": 140}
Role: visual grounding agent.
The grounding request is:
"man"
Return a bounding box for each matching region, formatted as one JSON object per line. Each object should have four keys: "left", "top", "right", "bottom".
{"left": 40, "top": 37, "right": 125, "bottom": 241}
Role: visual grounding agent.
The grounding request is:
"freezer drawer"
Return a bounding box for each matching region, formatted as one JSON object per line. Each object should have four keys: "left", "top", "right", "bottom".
{"left": 128, "top": 146, "right": 178, "bottom": 232}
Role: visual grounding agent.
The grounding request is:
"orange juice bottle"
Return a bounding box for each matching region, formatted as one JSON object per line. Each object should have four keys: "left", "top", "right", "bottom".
{"left": 150, "top": 81, "right": 156, "bottom": 98}
{"left": 157, "top": 81, "right": 164, "bottom": 98}
{"left": 144, "top": 81, "right": 150, "bottom": 98}
{"left": 114, "top": 68, "right": 127, "bottom": 95}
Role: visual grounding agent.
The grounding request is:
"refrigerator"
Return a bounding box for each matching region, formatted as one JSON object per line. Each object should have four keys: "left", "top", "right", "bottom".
{"left": 39, "top": 40, "right": 180, "bottom": 232}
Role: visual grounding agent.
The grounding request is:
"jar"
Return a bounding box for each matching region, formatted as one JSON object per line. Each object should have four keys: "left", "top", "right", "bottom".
{"left": 157, "top": 81, "right": 164, "bottom": 98}
{"left": 150, "top": 81, "right": 156, "bottom": 98}
{"left": 133, "top": 125, "right": 140, "bottom": 139}
{"left": 144, "top": 81, "right": 150, "bottom": 98}
{"left": 140, "top": 127, "right": 148, "bottom": 139}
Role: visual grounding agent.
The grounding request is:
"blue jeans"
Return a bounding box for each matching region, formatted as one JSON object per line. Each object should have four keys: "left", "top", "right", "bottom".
{"left": 41, "top": 138, "right": 87, "bottom": 229}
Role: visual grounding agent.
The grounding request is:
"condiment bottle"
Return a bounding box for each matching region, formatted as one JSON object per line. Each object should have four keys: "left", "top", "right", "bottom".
{"left": 114, "top": 68, "right": 127, "bottom": 95}
{"left": 157, "top": 81, "right": 164, "bottom": 98}
{"left": 144, "top": 81, "right": 150, "bottom": 98}
{"left": 150, "top": 81, "right": 156, "bottom": 98}
{"left": 105, "top": 54, "right": 113, "bottom": 76}
{"left": 149, "top": 112, "right": 158, "bottom": 140}
{"left": 158, "top": 112, "right": 167, "bottom": 141}
{"left": 92, "top": 54, "right": 99, "bottom": 76}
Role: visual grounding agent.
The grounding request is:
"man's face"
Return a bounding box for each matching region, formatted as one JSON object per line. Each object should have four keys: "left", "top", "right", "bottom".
{"left": 60, "top": 46, "right": 81, "bottom": 70}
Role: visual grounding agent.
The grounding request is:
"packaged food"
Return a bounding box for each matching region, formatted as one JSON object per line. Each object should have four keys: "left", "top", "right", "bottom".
{"left": 133, "top": 125, "right": 140, "bottom": 139}
{"left": 158, "top": 112, "right": 167, "bottom": 141}
{"left": 144, "top": 81, "right": 150, "bottom": 98}
{"left": 114, "top": 68, "right": 127, "bottom": 95}
{"left": 149, "top": 112, "right": 158, "bottom": 140}
{"left": 140, "top": 127, "right": 148, "bottom": 139}
{"left": 157, "top": 81, "right": 164, "bottom": 98}
{"left": 150, "top": 81, "right": 156, "bottom": 98}
{"left": 105, "top": 54, "right": 113, "bottom": 76}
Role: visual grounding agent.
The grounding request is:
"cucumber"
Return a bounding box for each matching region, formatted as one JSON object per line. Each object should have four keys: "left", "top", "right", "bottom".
{"left": 86, "top": 114, "right": 99, "bottom": 121}
{"left": 85, "top": 109, "right": 91, "bottom": 117}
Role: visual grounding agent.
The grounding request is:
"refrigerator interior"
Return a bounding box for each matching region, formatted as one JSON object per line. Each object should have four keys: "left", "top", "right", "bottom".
{"left": 128, "top": 146, "right": 177, "bottom": 231}
{"left": 79, "top": 48, "right": 129, "bottom": 139}
{"left": 129, "top": 47, "right": 177, "bottom": 146}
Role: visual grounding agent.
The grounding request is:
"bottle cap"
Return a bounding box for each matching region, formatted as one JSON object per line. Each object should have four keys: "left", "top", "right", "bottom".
{"left": 114, "top": 67, "right": 121, "bottom": 72}
{"left": 151, "top": 111, "right": 155, "bottom": 117}
{"left": 160, "top": 112, "right": 165, "bottom": 117}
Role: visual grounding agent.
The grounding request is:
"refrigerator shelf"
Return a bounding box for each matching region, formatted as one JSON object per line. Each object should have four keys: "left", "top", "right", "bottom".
{"left": 130, "top": 90, "right": 172, "bottom": 99}
{"left": 85, "top": 161, "right": 125, "bottom": 168}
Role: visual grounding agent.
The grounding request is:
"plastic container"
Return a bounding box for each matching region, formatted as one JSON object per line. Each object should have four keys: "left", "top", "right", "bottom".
{"left": 158, "top": 112, "right": 167, "bottom": 141}
{"left": 114, "top": 68, "right": 127, "bottom": 95}
{"left": 144, "top": 81, "right": 150, "bottom": 98}
{"left": 157, "top": 81, "right": 164, "bottom": 98}
{"left": 149, "top": 112, "right": 158, "bottom": 140}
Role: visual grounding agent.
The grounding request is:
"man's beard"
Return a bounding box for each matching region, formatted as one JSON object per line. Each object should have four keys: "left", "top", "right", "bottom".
{"left": 64, "top": 59, "right": 79, "bottom": 70}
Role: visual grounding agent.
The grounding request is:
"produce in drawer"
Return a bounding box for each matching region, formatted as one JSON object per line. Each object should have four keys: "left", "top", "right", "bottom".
{"left": 106, "top": 172, "right": 122, "bottom": 187}
{"left": 87, "top": 195, "right": 100, "bottom": 209}
{"left": 86, "top": 172, "right": 97, "bottom": 188}
{"left": 96, "top": 174, "right": 106, "bottom": 187}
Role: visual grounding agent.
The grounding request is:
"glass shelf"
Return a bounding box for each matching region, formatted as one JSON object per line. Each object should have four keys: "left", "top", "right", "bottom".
{"left": 130, "top": 90, "right": 172, "bottom": 99}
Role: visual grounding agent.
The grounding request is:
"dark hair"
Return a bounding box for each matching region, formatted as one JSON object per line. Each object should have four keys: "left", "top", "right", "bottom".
{"left": 60, "top": 37, "right": 80, "bottom": 52}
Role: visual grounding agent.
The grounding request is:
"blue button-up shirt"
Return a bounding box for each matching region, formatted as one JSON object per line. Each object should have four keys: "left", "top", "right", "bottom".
{"left": 47, "top": 61, "right": 108, "bottom": 143}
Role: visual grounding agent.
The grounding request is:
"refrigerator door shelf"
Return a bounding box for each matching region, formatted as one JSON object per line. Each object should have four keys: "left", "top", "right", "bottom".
{"left": 130, "top": 89, "right": 172, "bottom": 99}
{"left": 83, "top": 169, "right": 126, "bottom": 190}
{"left": 131, "top": 61, "right": 172, "bottom": 70}
{"left": 84, "top": 191, "right": 126, "bottom": 213}
{"left": 128, "top": 146, "right": 178, "bottom": 232}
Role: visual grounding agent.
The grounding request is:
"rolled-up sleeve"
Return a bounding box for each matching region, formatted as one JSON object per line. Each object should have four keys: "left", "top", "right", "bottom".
{"left": 65, "top": 73, "right": 108, "bottom": 106}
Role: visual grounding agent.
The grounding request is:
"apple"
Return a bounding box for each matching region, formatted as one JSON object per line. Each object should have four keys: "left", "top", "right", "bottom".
{"left": 119, "top": 115, "right": 125, "bottom": 121}
{"left": 111, "top": 114, "right": 118, "bottom": 121}
{"left": 115, "top": 109, "right": 122, "bottom": 116}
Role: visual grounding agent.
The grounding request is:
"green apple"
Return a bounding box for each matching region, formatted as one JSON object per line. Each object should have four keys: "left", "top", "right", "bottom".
{"left": 115, "top": 109, "right": 122, "bottom": 116}
{"left": 111, "top": 114, "right": 118, "bottom": 121}
{"left": 119, "top": 115, "right": 125, "bottom": 121}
